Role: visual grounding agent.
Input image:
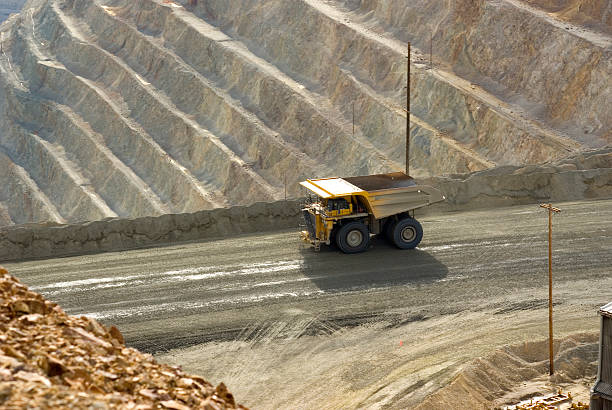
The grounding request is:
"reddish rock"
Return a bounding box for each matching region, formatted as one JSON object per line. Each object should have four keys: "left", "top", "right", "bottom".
{"left": 0, "top": 265, "right": 246, "bottom": 409}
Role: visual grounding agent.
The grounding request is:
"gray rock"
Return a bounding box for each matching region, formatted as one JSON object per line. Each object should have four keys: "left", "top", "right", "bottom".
{"left": 0, "top": 0, "right": 609, "bottom": 230}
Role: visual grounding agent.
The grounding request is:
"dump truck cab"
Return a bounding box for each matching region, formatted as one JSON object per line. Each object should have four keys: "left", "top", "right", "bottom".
{"left": 300, "top": 172, "right": 444, "bottom": 253}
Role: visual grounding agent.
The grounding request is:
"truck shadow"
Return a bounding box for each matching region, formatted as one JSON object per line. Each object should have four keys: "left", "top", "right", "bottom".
{"left": 298, "top": 235, "right": 448, "bottom": 293}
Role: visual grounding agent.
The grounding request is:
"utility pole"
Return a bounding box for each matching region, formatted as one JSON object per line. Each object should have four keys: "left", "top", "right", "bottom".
{"left": 352, "top": 101, "right": 355, "bottom": 137}
{"left": 430, "top": 32, "right": 433, "bottom": 70}
{"left": 406, "top": 42, "right": 410, "bottom": 176}
{"left": 284, "top": 172, "right": 287, "bottom": 201}
{"left": 539, "top": 203, "right": 561, "bottom": 375}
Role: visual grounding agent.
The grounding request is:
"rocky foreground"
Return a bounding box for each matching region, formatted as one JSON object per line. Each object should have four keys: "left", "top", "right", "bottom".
{"left": 0, "top": 266, "right": 245, "bottom": 409}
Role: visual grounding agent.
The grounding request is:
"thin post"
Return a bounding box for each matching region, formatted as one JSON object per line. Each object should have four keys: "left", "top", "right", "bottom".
{"left": 539, "top": 203, "right": 561, "bottom": 375}
{"left": 430, "top": 32, "right": 433, "bottom": 69}
{"left": 406, "top": 42, "right": 410, "bottom": 176}
{"left": 548, "top": 205, "right": 553, "bottom": 375}
{"left": 352, "top": 102, "right": 355, "bottom": 137}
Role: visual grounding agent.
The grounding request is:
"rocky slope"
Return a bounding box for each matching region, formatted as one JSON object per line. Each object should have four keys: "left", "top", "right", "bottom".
{"left": 0, "top": 0, "right": 26, "bottom": 23}
{"left": 0, "top": 146, "right": 608, "bottom": 262}
{"left": 419, "top": 145, "right": 612, "bottom": 212}
{"left": 0, "top": 0, "right": 609, "bottom": 227}
{"left": 0, "top": 266, "right": 245, "bottom": 409}
{"left": 524, "top": 0, "right": 612, "bottom": 34}
{"left": 415, "top": 333, "right": 598, "bottom": 409}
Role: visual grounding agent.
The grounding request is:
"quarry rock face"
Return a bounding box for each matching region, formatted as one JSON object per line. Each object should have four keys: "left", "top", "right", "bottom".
{"left": 524, "top": 0, "right": 612, "bottom": 34}
{"left": 0, "top": 0, "right": 609, "bottom": 227}
{"left": 0, "top": 147, "right": 609, "bottom": 262}
{"left": 0, "top": 1, "right": 26, "bottom": 23}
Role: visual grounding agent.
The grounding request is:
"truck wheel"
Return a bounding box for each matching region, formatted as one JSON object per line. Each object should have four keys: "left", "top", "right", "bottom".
{"left": 336, "top": 221, "right": 370, "bottom": 254}
{"left": 392, "top": 218, "right": 423, "bottom": 249}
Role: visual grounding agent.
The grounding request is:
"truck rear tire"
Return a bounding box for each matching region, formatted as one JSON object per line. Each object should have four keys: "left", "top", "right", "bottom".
{"left": 336, "top": 221, "right": 370, "bottom": 254}
{"left": 392, "top": 218, "right": 423, "bottom": 249}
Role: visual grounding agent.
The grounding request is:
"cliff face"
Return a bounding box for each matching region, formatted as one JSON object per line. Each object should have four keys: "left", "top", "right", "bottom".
{"left": 0, "top": 0, "right": 26, "bottom": 23}
{"left": 524, "top": 0, "right": 612, "bottom": 33}
{"left": 339, "top": 0, "right": 611, "bottom": 143}
{"left": 0, "top": 0, "right": 609, "bottom": 226}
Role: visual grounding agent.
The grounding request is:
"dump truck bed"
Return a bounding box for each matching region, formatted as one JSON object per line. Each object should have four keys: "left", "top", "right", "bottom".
{"left": 300, "top": 172, "right": 444, "bottom": 219}
{"left": 343, "top": 172, "right": 417, "bottom": 191}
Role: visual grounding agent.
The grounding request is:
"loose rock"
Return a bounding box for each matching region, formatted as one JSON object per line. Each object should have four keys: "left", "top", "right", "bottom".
{"left": 0, "top": 265, "right": 246, "bottom": 409}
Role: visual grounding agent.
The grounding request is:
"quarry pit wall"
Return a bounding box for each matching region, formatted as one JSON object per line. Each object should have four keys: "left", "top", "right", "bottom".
{"left": 1, "top": 156, "right": 610, "bottom": 262}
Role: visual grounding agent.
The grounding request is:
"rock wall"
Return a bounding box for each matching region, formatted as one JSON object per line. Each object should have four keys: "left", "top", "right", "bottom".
{"left": 0, "top": 200, "right": 302, "bottom": 262}
{"left": 420, "top": 146, "right": 612, "bottom": 213}
{"left": 0, "top": 0, "right": 608, "bottom": 228}
{"left": 0, "top": 0, "right": 25, "bottom": 23}
{"left": 524, "top": 0, "right": 612, "bottom": 33}
{"left": 339, "top": 0, "right": 611, "bottom": 145}
{"left": 0, "top": 147, "right": 609, "bottom": 262}
{"left": 185, "top": 0, "right": 584, "bottom": 166}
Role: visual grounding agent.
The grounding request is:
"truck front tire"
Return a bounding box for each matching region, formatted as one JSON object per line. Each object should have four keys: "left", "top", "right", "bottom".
{"left": 336, "top": 221, "right": 370, "bottom": 254}
{"left": 392, "top": 218, "right": 423, "bottom": 249}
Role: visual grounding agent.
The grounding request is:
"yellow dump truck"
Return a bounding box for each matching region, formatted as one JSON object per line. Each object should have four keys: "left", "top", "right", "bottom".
{"left": 300, "top": 172, "right": 445, "bottom": 253}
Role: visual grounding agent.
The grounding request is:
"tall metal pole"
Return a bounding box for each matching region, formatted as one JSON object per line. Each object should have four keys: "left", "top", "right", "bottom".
{"left": 548, "top": 205, "right": 553, "bottom": 375}
{"left": 406, "top": 42, "right": 410, "bottom": 176}
{"left": 540, "top": 203, "right": 561, "bottom": 376}
{"left": 284, "top": 172, "right": 287, "bottom": 201}
{"left": 430, "top": 32, "right": 433, "bottom": 70}
{"left": 352, "top": 102, "right": 355, "bottom": 137}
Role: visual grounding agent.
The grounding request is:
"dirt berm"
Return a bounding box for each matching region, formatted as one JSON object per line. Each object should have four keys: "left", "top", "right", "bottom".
{"left": 416, "top": 333, "right": 598, "bottom": 409}
{"left": 420, "top": 145, "right": 612, "bottom": 213}
{"left": 0, "top": 147, "right": 609, "bottom": 262}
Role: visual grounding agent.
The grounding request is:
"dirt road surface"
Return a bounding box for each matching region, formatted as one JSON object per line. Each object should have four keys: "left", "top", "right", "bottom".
{"left": 5, "top": 199, "right": 612, "bottom": 408}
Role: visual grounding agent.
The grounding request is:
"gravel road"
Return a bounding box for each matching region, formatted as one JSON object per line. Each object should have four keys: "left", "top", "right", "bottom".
{"left": 5, "top": 199, "right": 612, "bottom": 408}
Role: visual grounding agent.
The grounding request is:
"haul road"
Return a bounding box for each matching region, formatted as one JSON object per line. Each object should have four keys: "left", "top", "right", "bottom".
{"left": 3, "top": 198, "right": 611, "bottom": 353}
